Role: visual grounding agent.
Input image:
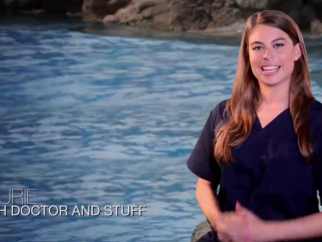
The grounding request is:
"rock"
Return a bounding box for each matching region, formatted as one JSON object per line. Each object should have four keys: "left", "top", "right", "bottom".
{"left": 115, "top": 5, "right": 141, "bottom": 23}
{"left": 103, "top": 14, "right": 118, "bottom": 23}
{"left": 311, "top": 18, "right": 322, "bottom": 34}
{"left": 191, "top": 221, "right": 212, "bottom": 242}
{"left": 152, "top": 11, "right": 170, "bottom": 30}
{"left": 169, "top": 0, "right": 215, "bottom": 31}
{"left": 82, "top": 0, "right": 322, "bottom": 36}
{"left": 108, "top": 0, "right": 219, "bottom": 32}
{"left": 235, "top": 0, "right": 279, "bottom": 10}
{"left": 141, "top": 6, "right": 152, "bottom": 18}
{"left": 83, "top": 0, "right": 131, "bottom": 21}
{"left": 2, "top": 0, "right": 322, "bottom": 38}
{"left": 101, "top": 0, "right": 169, "bottom": 28}
{"left": 205, "top": 18, "right": 245, "bottom": 34}
{"left": 152, "top": 1, "right": 168, "bottom": 15}
{"left": 192, "top": 8, "right": 212, "bottom": 30}
{"left": 224, "top": 0, "right": 237, "bottom": 8}
{"left": 136, "top": 0, "right": 155, "bottom": 12}
{"left": 211, "top": 7, "right": 243, "bottom": 27}
{"left": 199, "top": 0, "right": 214, "bottom": 10}
{"left": 212, "top": 0, "right": 224, "bottom": 9}
{"left": 235, "top": 0, "right": 267, "bottom": 10}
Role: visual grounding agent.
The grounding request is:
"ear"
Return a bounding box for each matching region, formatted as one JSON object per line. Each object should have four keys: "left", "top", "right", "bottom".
{"left": 294, "top": 43, "right": 302, "bottom": 61}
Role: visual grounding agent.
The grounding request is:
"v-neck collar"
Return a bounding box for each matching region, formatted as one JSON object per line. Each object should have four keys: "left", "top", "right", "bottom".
{"left": 254, "top": 107, "right": 290, "bottom": 131}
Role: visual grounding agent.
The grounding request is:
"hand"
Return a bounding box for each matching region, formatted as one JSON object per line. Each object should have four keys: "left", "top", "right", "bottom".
{"left": 216, "top": 211, "right": 249, "bottom": 242}
{"left": 235, "top": 202, "right": 268, "bottom": 242}
{"left": 215, "top": 212, "right": 233, "bottom": 242}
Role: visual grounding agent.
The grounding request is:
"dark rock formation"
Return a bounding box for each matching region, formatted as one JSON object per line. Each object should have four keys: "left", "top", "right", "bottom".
{"left": 96, "top": 0, "right": 322, "bottom": 34}
{"left": 1, "top": 0, "right": 322, "bottom": 35}
{"left": 191, "top": 221, "right": 211, "bottom": 242}
{"left": 82, "top": 0, "right": 131, "bottom": 21}
{"left": 99, "top": 0, "right": 245, "bottom": 32}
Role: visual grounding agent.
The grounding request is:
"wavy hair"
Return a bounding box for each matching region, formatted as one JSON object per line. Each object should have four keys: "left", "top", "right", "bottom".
{"left": 214, "top": 10, "right": 315, "bottom": 164}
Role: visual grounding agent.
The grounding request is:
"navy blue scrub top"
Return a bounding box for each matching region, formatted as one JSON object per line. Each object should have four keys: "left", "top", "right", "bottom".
{"left": 187, "top": 99, "right": 322, "bottom": 242}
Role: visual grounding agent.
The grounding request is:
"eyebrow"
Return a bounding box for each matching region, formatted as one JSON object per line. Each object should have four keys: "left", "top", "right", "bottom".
{"left": 250, "top": 37, "right": 286, "bottom": 45}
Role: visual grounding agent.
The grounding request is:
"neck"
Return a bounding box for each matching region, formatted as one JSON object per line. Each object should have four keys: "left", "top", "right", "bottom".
{"left": 258, "top": 82, "right": 290, "bottom": 108}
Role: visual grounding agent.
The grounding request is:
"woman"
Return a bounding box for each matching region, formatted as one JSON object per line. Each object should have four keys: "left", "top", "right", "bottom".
{"left": 187, "top": 10, "right": 322, "bottom": 242}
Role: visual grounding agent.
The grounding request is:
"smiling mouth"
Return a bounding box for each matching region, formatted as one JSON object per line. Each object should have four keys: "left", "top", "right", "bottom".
{"left": 261, "top": 65, "right": 281, "bottom": 75}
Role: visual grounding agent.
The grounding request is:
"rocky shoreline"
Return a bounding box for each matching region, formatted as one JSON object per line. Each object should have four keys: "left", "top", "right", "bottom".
{"left": 1, "top": 0, "right": 322, "bottom": 35}
{"left": 70, "top": 19, "right": 322, "bottom": 50}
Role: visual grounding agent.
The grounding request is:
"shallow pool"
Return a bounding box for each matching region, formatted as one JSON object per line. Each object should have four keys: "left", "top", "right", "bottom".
{"left": 0, "top": 16, "right": 322, "bottom": 242}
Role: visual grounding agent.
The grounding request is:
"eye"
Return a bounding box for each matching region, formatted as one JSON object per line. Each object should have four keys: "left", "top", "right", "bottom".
{"left": 252, "top": 46, "right": 263, "bottom": 51}
{"left": 274, "top": 43, "right": 284, "bottom": 48}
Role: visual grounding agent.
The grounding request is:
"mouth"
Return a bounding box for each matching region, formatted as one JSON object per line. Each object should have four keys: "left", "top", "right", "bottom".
{"left": 261, "top": 65, "right": 281, "bottom": 75}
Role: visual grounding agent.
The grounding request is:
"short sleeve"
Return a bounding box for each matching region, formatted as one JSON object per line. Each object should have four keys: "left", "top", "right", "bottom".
{"left": 315, "top": 125, "right": 322, "bottom": 205}
{"left": 186, "top": 104, "right": 223, "bottom": 186}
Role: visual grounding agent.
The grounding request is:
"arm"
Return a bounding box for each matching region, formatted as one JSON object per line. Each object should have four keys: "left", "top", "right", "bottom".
{"left": 186, "top": 105, "right": 226, "bottom": 228}
{"left": 262, "top": 121, "right": 322, "bottom": 241}
{"left": 263, "top": 212, "right": 322, "bottom": 241}
{"left": 196, "top": 178, "right": 221, "bottom": 228}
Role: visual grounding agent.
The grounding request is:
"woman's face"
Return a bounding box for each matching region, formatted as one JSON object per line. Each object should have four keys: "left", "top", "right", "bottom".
{"left": 247, "top": 24, "right": 301, "bottom": 87}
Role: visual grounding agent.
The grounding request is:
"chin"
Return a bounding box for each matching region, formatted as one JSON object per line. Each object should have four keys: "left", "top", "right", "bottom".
{"left": 260, "top": 81, "right": 282, "bottom": 87}
{"left": 255, "top": 73, "right": 286, "bottom": 87}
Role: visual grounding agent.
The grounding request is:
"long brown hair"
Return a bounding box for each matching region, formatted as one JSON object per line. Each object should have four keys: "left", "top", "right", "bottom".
{"left": 214, "top": 10, "right": 315, "bottom": 164}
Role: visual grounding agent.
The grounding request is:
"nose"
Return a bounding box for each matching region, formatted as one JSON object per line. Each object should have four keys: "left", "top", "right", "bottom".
{"left": 262, "top": 48, "right": 274, "bottom": 60}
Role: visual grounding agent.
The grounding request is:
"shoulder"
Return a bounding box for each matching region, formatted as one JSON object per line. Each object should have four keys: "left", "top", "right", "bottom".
{"left": 310, "top": 99, "right": 322, "bottom": 152}
{"left": 210, "top": 99, "right": 229, "bottom": 123}
{"left": 310, "top": 99, "right": 322, "bottom": 128}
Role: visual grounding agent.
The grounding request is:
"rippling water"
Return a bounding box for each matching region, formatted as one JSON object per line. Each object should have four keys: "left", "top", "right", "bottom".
{"left": 0, "top": 16, "right": 322, "bottom": 242}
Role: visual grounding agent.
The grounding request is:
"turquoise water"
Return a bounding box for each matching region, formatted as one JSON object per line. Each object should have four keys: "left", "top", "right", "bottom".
{"left": 0, "top": 17, "right": 322, "bottom": 242}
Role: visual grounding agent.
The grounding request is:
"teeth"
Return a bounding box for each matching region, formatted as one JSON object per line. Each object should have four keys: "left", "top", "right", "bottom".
{"left": 262, "top": 66, "right": 280, "bottom": 71}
